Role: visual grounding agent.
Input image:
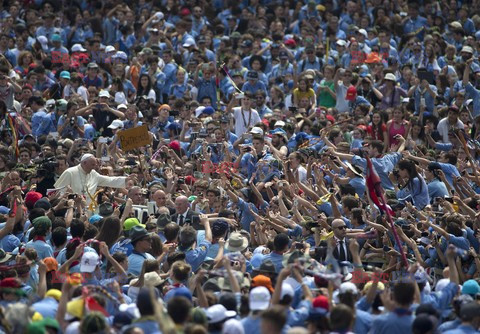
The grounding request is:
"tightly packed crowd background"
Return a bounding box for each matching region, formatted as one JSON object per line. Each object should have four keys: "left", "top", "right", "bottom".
{"left": 1, "top": 0, "right": 480, "bottom": 333}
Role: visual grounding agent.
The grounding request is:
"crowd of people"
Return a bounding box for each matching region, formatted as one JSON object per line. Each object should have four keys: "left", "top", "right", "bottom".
{"left": 1, "top": 0, "right": 480, "bottom": 333}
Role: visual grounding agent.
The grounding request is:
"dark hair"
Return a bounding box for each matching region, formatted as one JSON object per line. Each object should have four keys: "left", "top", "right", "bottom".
{"left": 260, "top": 306, "right": 287, "bottom": 333}
{"left": 370, "top": 140, "right": 384, "bottom": 153}
{"left": 167, "top": 296, "right": 192, "bottom": 324}
{"left": 330, "top": 304, "right": 355, "bottom": 332}
{"left": 393, "top": 282, "right": 415, "bottom": 306}
{"left": 164, "top": 222, "right": 180, "bottom": 243}
{"left": 273, "top": 233, "right": 289, "bottom": 252}
{"left": 398, "top": 159, "right": 424, "bottom": 194}
{"left": 137, "top": 73, "right": 153, "bottom": 97}
{"left": 96, "top": 217, "right": 121, "bottom": 248}
{"left": 70, "top": 219, "right": 85, "bottom": 238}
{"left": 51, "top": 227, "right": 67, "bottom": 248}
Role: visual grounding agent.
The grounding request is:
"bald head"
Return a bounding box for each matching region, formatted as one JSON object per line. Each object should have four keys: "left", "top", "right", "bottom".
{"left": 175, "top": 195, "right": 189, "bottom": 215}
{"left": 153, "top": 190, "right": 167, "bottom": 207}
{"left": 332, "top": 219, "right": 347, "bottom": 239}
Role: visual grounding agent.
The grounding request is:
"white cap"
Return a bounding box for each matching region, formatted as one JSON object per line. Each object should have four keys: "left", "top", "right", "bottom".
{"left": 249, "top": 286, "right": 271, "bottom": 311}
{"left": 80, "top": 252, "right": 100, "bottom": 273}
{"left": 105, "top": 45, "right": 116, "bottom": 53}
{"left": 80, "top": 153, "right": 95, "bottom": 162}
{"left": 222, "top": 319, "right": 245, "bottom": 334}
{"left": 339, "top": 282, "right": 359, "bottom": 294}
{"left": 99, "top": 90, "right": 111, "bottom": 98}
{"left": 274, "top": 120, "right": 285, "bottom": 127}
{"left": 384, "top": 73, "right": 397, "bottom": 81}
{"left": 108, "top": 119, "right": 124, "bottom": 129}
{"left": 46, "top": 99, "right": 55, "bottom": 108}
{"left": 357, "top": 28, "right": 368, "bottom": 38}
{"left": 182, "top": 37, "right": 196, "bottom": 48}
{"left": 461, "top": 45, "right": 474, "bottom": 54}
{"left": 112, "top": 51, "right": 128, "bottom": 60}
{"left": 206, "top": 304, "right": 236, "bottom": 324}
{"left": 336, "top": 39, "right": 347, "bottom": 47}
{"left": 435, "top": 278, "right": 451, "bottom": 291}
{"left": 117, "top": 103, "right": 128, "bottom": 110}
{"left": 71, "top": 43, "right": 87, "bottom": 52}
{"left": 249, "top": 127, "right": 264, "bottom": 136}
{"left": 402, "top": 97, "right": 410, "bottom": 103}
{"left": 280, "top": 282, "right": 294, "bottom": 299}
{"left": 37, "top": 36, "right": 48, "bottom": 51}
{"left": 155, "top": 11, "right": 164, "bottom": 20}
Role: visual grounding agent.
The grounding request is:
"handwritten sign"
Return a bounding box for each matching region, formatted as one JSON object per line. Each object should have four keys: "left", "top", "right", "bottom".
{"left": 118, "top": 125, "right": 151, "bottom": 151}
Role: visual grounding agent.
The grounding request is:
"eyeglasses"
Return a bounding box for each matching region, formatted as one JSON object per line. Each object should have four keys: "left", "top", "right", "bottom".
{"left": 256, "top": 96, "right": 264, "bottom": 99}
{"left": 335, "top": 226, "right": 347, "bottom": 230}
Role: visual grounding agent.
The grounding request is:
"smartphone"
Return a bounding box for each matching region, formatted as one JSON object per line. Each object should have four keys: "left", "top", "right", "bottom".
{"left": 236, "top": 93, "right": 245, "bottom": 99}
{"left": 295, "top": 242, "right": 304, "bottom": 250}
{"left": 99, "top": 137, "right": 108, "bottom": 144}
{"left": 96, "top": 104, "right": 102, "bottom": 109}
{"left": 68, "top": 194, "right": 77, "bottom": 200}
{"left": 383, "top": 245, "right": 391, "bottom": 252}
{"left": 289, "top": 106, "right": 297, "bottom": 112}
{"left": 170, "top": 110, "right": 179, "bottom": 117}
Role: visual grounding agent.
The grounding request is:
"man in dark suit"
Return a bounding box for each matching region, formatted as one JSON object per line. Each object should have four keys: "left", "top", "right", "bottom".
{"left": 171, "top": 195, "right": 202, "bottom": 230}
{"left": 332, "top": 219, "right": 352, "bottom": 262}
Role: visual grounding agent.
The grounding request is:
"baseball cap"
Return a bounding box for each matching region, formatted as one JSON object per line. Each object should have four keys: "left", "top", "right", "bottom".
{"left": 384, "top": 73, "right": 396, "bottom": 82}
{"left": 346, "top": 86, "right": 357, "bottom": 101}
{"left": 51, "top": 34, "right": 62, "bottom": 42}
{"left": 462, "top": 279, "right": 480, "bottom": 296}
{"left": 250, "top": 127, "right": 264, "bottom": 136}
{"left": 251, "top": 275, "right": 274, "bottom": 293}
{"left": 249, "top": 286, "right": 271, "bottom": 311}
{"left": 339, "top": 282, "right": 359, "bottom": 294}
{"left": 105, "top": 45, "right": 116, "bottom": 53}
{"left": 336, "top": 39, "right": 347, "bottom": 47}
{"left": 71, "top": 44, "right": 87, "bottom": 52}
{"left": 108, "top": 119, "right": 124, "bottom": 130}
{"left": 98, "top": 90, "right": 110, "bottom": 98}
{"left": 206, "top": 304, "right": 236, "bottom": 324}
{"left": 80, "top": 252, "right": 100, "bottom": 273}
{"left": 461, "top": 45, "right": 474, "bottom": 54}
{"left": 356, "top": 28, "right": 368, "bottom": 38}
{"left": 124, "top": 218, "right": 146, "bottom": 231}
{"left": 183, "top": 37, "right": 196, "bottom": 48}
{"left": 59, "top": 71, "right": 71, "bottom": 79}
{"left": 280, "top": 282, "right": 294, "bottom": 299}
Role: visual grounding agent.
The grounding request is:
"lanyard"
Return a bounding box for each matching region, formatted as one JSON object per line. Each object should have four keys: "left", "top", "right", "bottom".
{"left": 240, "top": 109, "right": 252, "bottom": 130}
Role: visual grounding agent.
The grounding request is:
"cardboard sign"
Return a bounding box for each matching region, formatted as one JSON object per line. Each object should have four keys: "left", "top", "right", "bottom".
{"left": 118, "top": 125, "right": 150, "bottom": 151}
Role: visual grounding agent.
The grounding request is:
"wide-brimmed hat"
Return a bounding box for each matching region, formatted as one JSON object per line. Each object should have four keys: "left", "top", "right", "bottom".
{"left": 225, "top": 232, "right": 248, "bottom": 252}
{"left": 129, "top": 226, "right": 150, "bottom": 243}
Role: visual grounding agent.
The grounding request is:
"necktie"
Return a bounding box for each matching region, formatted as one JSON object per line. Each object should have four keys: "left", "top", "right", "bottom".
{"left": 339, "top": 240, "right": 346, "bottom": 262}
{"left": 178, "top": 215, "right": 184, "bottom": 226}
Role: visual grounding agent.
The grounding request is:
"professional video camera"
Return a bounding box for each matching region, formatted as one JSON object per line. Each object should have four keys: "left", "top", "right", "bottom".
{"left": 35, "top": 156, "right": 58, "bottom": 178}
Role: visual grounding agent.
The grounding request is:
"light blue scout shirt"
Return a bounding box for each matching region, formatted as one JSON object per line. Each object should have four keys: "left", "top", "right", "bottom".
{"left": 427, "top": 179, "right": 449, "bottom": 200}
{"left": 370, "top": 308, "right": 414, "bottom": 334}
{"left": 25, "top": 239, "right": 53, "bottom": 259}
{"left": 182, "top": 239, "right": 211, "bottom": 272}
{"left": 397, "top": 176, "right": 429, "bottom": 209}
{"left": 352, "top": 152, "right": 402, "bottom": 190}
{"left": 32, "top": 297, "right": 58, "bottom": 319}
{"left": 127, "top": 251, "right": 155, "bottom": 276}
{"left": 438, "top": 162, "right": 461, "bottom": 187}
{"left": 262, "top": 252, "right": 284, "bottom": 273}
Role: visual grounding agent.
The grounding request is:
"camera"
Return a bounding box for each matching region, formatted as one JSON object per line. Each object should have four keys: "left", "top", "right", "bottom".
{"left": 68, "top": 194, "right": 77, "bottom": 200}
{"left": 70, "top": 117, "right": 76, "bottom": 126}
{"left": 190, "top": 132, "right": 198, "bottom": 142}
{"left": 35, "top": 157, "right": 58, "bottom": 178}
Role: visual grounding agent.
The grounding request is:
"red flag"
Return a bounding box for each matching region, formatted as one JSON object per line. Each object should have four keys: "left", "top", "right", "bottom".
{"left": 365, "top": 157, "right": 394, "bottom": 216}
{"left": 85, "top": 296, "right": 109, "bottom": 317}
{"left": 366, "top": 157, "right": 409, "bottom": 269}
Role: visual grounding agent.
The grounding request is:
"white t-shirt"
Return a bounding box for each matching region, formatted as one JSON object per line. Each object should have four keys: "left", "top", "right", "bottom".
{"left": 437, "top": 117, "right": 464, "bottom": 143}
{"left": 233, "top": 107, "right": 261, "bottom": 137}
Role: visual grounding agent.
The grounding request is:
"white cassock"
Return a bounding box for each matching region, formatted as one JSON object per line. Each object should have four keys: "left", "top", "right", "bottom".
{"left": 54, "top": 165, "right": 126, "bottom": 203}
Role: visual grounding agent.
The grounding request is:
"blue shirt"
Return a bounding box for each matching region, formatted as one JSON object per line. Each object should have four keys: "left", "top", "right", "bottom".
{"left": 427, "top": 179, "right": 449, "bottom": 201}
{"left": 397, "top": 176, "right": 429, "bottom": 209}
{"left": 110, "top": 238, "right": 133, "bottom": 256}
{"left": 32, "top": 297, "right": 58, "bottom": 319}
{"left": 241, "top": 315, "right": 262, "bottom": 334}
{"left": 262, "top": 252, "right": 284, "bottom": 273}
{"left": 183, "top": 239, "right": 211, "bottom": 272}
{"left": 371, "top": 309, "right": 414, "bottom": 334}
{"left": 196, "top": 77, "right": 217, "bottom": 109}
{"left": 127, "top": 251, "right": 155, "bottom": 276}
{"left": 25, "top": 239, "right": 53, "bottom": 259}
{"left": 444, "top": 324, "right": 479, "bottom": 334}
{"left": 420, "top": 282, "right": 458, "bottom": 318}
{"left": 352, "top": 153, "right": 402, "bottom": 190}
{"left": 465, "top": 83, "right": 480, "bottom": 120}
{"left": 197, "top": 230, "right": 220, "bottom": 259}
{"left": 438, "top": 162, "right": 461, "bottom": 187}
{"left": 354, "top": 309, "right": 373, "bottom": 334}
